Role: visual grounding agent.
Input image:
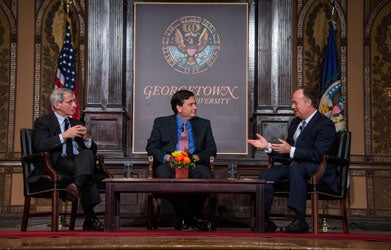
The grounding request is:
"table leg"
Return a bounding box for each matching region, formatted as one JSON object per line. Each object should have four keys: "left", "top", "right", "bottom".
{"left": 254, "top": 184, "right": 265, "bottom": 233}
{"left": 105, "top": 183, "right": 115, "bottom": 232}
{"left": 114, "top": 190, "right": 120, "bottom": 231}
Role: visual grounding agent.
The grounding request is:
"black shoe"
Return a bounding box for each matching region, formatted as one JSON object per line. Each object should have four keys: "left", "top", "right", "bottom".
{"left": 265, "top": 220, "right": 278, "bottom": 233}
{"left": 192, "top": 217, "right": 212, "bottom": 231}
{"left": 281, "top": 219, "right": 309, "bottom": 233}
{"left": 83, "top": 215, "right": 104, "bottom": 231}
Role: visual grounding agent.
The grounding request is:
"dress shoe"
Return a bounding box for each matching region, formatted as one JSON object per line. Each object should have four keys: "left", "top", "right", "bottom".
{"left": 83, "top": 214, "right": 104, "bottom": 231}
{"left": 66, "top": 183, "right": 79, "bottom": 202}
{"left": 281, "top": 219, "right": 309, "bottom": 233}
{"left": 265, "top": 219, "right": 278, "bottom": 233}
{"left": 192, "top": 217, "right": 212, "bottom": 231}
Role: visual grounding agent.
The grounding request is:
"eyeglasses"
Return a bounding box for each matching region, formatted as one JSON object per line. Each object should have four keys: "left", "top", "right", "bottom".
{"left": 61, "top": 99, "right": 77, "bottom": 105}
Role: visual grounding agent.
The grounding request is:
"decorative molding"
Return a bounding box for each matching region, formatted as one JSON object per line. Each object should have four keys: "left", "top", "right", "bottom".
{"left": 364, "top": 0, "right": 391, "bottom": 157}
{"left": 0, "top": 0, "right": 17, "bottom": 158}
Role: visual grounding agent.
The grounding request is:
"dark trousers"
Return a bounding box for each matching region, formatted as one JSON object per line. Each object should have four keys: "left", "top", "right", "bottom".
{"left": 55, "top": 149, "right": 101, "bottom": 214}
{"left": 155, "top": 163, "right": 213, "bottom": 222}
{"left": 259, "top": 163, "right": 316, "bottom": 218}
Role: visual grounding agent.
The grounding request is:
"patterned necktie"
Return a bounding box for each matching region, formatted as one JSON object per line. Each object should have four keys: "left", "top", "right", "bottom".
{"left": 64, "top": 119, "right": 74, "bottom": 157}
{"left": 178, "top": 122, "right": 189, "bottom": 150}
{"left": 294, "top": 120, "right": 306, "bottom": 145}
{"left": 300, "top": 120, "right": 306, "bottom": 131}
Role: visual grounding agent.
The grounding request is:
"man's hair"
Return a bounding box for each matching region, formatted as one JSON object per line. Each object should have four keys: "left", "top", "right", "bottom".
{"left": 300, "top": 85, "right": 319, "bottom": 109}
{"left": 50, "top": 88, "right": 74, "bottom": 110}
{"left": 170, "top": 90, "right": 194, "bottom": 114}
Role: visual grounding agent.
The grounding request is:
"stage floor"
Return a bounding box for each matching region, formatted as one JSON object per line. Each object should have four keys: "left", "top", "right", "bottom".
{"left": 1, "top": 223, "right": 390, "bottom": 250}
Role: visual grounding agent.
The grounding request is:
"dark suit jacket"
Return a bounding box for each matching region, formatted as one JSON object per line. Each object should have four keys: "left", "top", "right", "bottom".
{"left": 146, "top": 115, "right": 217, "bottom": 167}
{"left": 32, "top": 112, "right": 97, "bottom": 176}
{"left": 270, "top": 111, "right": 338, "bottom": 192}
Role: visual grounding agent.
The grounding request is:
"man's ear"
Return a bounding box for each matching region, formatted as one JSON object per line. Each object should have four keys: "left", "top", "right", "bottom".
{"left": 176, "top": 104, "right": 182, "bottom": 113}
{"left": 53, "top": 101, "right": 61, "bottom": 111}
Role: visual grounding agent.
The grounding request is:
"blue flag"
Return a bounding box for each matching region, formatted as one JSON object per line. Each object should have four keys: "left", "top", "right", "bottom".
{"left": 319, "top": 20, "right": 345, "bottom": 132}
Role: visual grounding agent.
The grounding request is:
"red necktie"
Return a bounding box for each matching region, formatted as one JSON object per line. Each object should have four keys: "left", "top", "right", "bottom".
{"left": 178, "top": 122, "right": 189, "bottom": 150}
{"left": 64, "top": 119, "right": 74, "bottom": 157}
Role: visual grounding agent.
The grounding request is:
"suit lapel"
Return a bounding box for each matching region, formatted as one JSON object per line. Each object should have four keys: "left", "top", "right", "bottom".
{"left": 49, "top": 113, "right": 62, "bottom": 135}
{"left": 189, "top": 118, "right": 198, "bottom": 147}
{"left": 168, "top": 115, "right": 178, "bottom": 145}
{"left": 296, "top": 112, "right": 320, "bottom": 144}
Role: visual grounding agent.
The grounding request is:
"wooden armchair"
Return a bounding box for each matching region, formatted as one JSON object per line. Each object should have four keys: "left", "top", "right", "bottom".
{"left": 20, "top": 128, "right": 112, "bottom": 232}
{"left": 146, "top": 156, "right": 217, "bottom": 230}
{"left": 268, "top": 130, "right": 351, "bottom": 234}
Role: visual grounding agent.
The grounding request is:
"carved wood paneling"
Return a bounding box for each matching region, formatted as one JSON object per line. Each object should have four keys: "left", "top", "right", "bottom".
{"left": 87, "top": 0, "right": 124, "bottom": 110}
{"left": 83, "top": 112, "right": 125, "bottom": 158}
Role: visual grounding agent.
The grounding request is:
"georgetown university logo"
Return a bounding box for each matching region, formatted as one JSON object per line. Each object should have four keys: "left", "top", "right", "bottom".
{"left": 162, "top": 16, "right": 221, "bottom": 74}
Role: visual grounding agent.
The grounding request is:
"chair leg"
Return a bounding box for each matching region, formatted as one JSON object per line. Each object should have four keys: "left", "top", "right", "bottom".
{"left": 146, "top": 194, "right": 153, "bottom": 230}
{"left": 311, "top": 192, "right": 319, "bottom": 235}
{"left": 340, "top": 198, "right": 349, "bottom": 233}
{"left": 210, "top": 194, "right": 217, "bottom": 230}
{"left": 51, "top": 191, "right": 60, "bottom": 232}
{"left": 69, "top": 200, "right": 78, "bottom": 230}
{"left": 21, "top": 197, "right": 31, "bottom": 231}
{"left": 152, "top": 198, "right": 159, "bottom": 230}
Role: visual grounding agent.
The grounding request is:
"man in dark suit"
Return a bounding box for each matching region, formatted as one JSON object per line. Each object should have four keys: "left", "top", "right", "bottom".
{"left": 247, "top": 86, "right": 337, "bottom": 233}
{"left": 146, "top": 90, "right": 217, "bottom": 231}
{"left": 33, "top": 88, "right": 103, "bottom": 231}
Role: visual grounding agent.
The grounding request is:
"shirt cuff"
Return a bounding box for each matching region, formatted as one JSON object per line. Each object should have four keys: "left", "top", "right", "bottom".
{"left": 264, "top": 143, "right": 272, "bottom": 153}
{"left": 59, "top": 134, "right": 65, "bottom": 144}
{"left": 84, "top": 139, "right": 92, "bottom": 148}
{"left": 290, "top": 146, "right": 296, "bottom": 158}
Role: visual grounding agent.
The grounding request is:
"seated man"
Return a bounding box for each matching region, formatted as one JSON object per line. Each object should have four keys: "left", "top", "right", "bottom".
{"left": 33, "top": 88, "right": 103, "bottom": 231}
{"left": 146, "top": 89, "right": 217, "bottom": 231}
{"left": 247, "top": 86, "right": 338, "bottom": 233}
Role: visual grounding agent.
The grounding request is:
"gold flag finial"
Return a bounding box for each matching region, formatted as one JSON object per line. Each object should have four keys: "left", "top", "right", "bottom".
{"left": 65, "top": 0, "right": 74, "bottom": 15}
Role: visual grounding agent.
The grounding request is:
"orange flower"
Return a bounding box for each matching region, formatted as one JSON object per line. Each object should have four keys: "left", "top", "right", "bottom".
{"left": 183, "top": 156, "right": 191, "bottom": 164}
{"left": 170, "top": 150, "right": 195, "bottom": 169}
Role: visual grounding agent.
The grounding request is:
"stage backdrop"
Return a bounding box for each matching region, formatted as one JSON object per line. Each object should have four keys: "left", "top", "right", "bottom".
{"left": 133, "top": 2, "right": 248, "bottom": 154}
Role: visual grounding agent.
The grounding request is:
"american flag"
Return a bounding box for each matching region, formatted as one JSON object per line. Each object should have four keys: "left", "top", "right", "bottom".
{"left": 54, "top": 16, "right": 80, "bottom": 120}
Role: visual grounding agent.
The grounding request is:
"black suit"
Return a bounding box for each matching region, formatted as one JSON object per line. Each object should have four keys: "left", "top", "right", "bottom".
{"left": 146, "top": 114, "right": 217, "bottom": 222}
{"left": 33, "top": 112, "right": 100, "bottom": 213}
{"left": 260, "top": 111, "right": 338, "bottom": 217}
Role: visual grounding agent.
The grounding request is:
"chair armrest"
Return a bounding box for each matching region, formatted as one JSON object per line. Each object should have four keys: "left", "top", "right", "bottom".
{"left": 41, "top": 151, "right": 60, "bottom": 181}
{"left": 311, "top": 154, "right": 350, "bottom": 185}
{"left": 96, "top": 154, "right": 113, "bottom": 178}
{"left": 22, "top": 151, "right": 61, "bottom": 181}
{"left": 210, "top": 156, "right": 215, "bottom": 176}
{"left": 22, "top": 152, "right": 45, "bottom": 163}
{"left": 327, "top": 155, "right": 349, "bottom": 165}
{"left": 311, "top": 155, "right": 328, "bottom": 185}
{"left": 268, "top": 155, "right": 289, "bottom": 168}
{"left": 148, "top": 156, "right": 153, "bottom": 179}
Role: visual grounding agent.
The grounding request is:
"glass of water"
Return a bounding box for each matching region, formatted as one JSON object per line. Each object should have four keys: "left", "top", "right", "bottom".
{"left": 124, "top": 162, "right": 133, "bottom": 178}
{"left": 228, "top": 164, "right": 238, "bottom": 180}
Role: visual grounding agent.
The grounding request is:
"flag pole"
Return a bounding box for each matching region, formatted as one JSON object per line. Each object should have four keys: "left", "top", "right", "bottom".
{"left": 66, "top": 0, "right": 73, "bottom": 15}
{"left": 331, "top": 0, "right": 335, "bottom": 19}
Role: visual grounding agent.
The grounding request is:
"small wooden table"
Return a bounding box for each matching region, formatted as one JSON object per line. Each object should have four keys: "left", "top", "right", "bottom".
{"left": 103, "top": 178, "right": 266, "bottom": 233}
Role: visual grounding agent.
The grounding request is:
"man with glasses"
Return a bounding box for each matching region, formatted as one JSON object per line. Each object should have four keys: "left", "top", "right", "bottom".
{"left": 33, "top": 88, "right": 103, "bottom": 231}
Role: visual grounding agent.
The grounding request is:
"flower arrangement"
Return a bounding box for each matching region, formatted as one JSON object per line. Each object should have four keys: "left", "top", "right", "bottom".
{"left": 169, "top": 150, "right": 195, "bottom": 169}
